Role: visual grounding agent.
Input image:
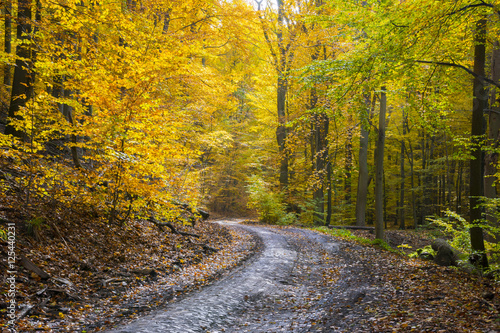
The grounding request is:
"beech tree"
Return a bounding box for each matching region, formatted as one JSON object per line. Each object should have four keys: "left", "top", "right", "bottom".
{"left": 5, "top": 0, "right": 33, "bottom": 140}
{"left": 1, "top": 0, "right": 500, "bottom": 271}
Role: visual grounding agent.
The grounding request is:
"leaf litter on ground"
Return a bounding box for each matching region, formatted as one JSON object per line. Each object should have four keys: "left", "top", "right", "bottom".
{"left": 0, "top": 206, "right": 258, "bottom": 332}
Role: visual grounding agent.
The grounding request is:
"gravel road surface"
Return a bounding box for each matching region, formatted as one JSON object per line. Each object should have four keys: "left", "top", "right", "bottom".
{"left": 106, "top": 221, "right": 371, "bottom": 333}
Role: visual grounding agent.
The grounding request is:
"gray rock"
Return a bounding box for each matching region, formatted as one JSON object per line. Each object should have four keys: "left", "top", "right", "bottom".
{"left": 431, "top": 238, "right": 459, "bottom": 266}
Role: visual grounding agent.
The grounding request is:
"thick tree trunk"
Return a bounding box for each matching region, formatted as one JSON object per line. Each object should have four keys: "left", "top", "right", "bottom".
{"left": 470, "top": 18, "right": 488, "bottom": 269}
{"left": 484, "top": 44, "right": 500, "bottom": 232}
{"left": 375, "top": 87, "right": 386, "bottom": 240}
{"left": 5, "top": 0, "right": 33, "bottom": 139}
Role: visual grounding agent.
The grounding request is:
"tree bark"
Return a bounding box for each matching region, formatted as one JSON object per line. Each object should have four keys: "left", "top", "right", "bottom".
{"left": 375, "top": 87, "right": 386, "bottom": 240}
{"left": 484, "top": 43, "right": 500, "bottom": 232}
{"left": 326, "top": 159, "right": 332, "bottom": 226}
{"left": 63, "top": 88, "right": 82, "bottom": 169}
{"left": 399, "top": 107, "right": 406, "bottom": 230}
{"left": 355, "top": 94, "right": 371, "bottom": 226}
{"left": 5, "top": 0, "right": 33, "bottom": 139}
{"left": 4, "top": 1, "right": 11, "bottom": 89}
{"left": 344, "top": 126, "right": 353, "bottom": 204}
{"left": 311, "top": 109, "right": 329, "bottom": 225}
{"left": 470, "top": 18, "right": 488, "bottom": 269}
{"left": 276, "top": 0, "right": 288, "bottom": 190}
{"left": 409, "top": 141, "right": 418, "bottom": 228}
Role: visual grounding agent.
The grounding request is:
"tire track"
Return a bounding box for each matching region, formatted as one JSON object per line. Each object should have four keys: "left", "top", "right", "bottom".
{"left": 107, "top": 222, "right": 321, "bottom": 333}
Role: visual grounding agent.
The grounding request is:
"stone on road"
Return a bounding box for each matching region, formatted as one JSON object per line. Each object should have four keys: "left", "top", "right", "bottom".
{"left": 106, "top": 221, "right": 340, "bottom": 333}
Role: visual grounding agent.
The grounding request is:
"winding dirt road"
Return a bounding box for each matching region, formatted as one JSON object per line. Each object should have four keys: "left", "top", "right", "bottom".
{"left": 106, "top": 221, "right": 373, "bottom": 333}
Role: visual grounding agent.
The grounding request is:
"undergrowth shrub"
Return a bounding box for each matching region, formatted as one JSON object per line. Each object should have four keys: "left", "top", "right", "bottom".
{"left": 246, "top": 175, "right": 296, "bottom": 225}
{"left": 428, "top": 208, "right": 500, "bottom": 272}
{"left": 315, "top": 226, "right": 402, "bottom": 254}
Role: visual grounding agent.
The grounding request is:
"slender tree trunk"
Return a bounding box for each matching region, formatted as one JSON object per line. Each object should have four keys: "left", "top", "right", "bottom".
{"left": 344, "top": 127, "right": 352, "bottom": 204}
{"left": 456, "top": 161, "right": 463, "bottom": 213}
{"left": 375, "top": 87, "right": 386, "bottom": 240}
{"left": 470, "top": 18, "right": 488, "bottom": 268}
{"left": 355, "top": 94, "right": 371, "bottom": 226}
{"left": 409, "top": 141, "right": 417, "bottom": 228}
{"left": 326, "top": 160, "right": 332, "bottom": 226}
{"left": 419, "top": 131, "right": 426, "bottom": 224}
{"left": 4, "top": 1, "right": 11, "bottom": 89}
{"left": 5, "top": 0, "right": 33, "bottom": 139}
{"left": 163, "top": 8, "right": 172, "bottom": 33}
{"left": 400, "top": 108, "right": 406, "bottom": 230}
{"left": 276, "top": 0, "right": 288, "bottom": 190}
{"left": 63, "top": 88, "right": 82, "bottom": 169}
{"left": 311, "top": 88, "right": 323, "bottom": 225}
{"left": 445, "top": 134, "right": 453, "bottom": 206}
{"left": 429, "top": 135, "right": 436, "bottom": 215}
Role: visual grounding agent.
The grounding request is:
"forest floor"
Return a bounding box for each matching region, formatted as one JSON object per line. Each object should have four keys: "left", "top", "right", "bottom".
{"left": 316, "top": 227, "right": 500, "bottom": 332}
{"left": 0, "top": 207, "right": 259, "bottom": 332}
{"left": 1, "top": 211, "right": 500, "bottom": 332}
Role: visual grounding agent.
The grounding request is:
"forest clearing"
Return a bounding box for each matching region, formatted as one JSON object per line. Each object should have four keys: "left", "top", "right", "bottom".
{"left": 2, "top": 0, "right": 500, "bottom": 332}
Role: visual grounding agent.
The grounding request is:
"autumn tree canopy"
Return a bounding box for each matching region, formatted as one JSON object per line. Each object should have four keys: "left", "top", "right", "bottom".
{"left": 1, "top": 0, "right": 500, "bottom": 267}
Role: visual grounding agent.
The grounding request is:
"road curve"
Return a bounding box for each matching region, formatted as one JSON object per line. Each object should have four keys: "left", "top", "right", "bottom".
{"left": 106, "top": 221, "right": 340, "bottom": 333}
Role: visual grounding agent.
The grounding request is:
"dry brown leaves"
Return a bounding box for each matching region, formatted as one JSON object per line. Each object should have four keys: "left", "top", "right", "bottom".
{"left": 333, "top": 232, "right": 500, "bottom": 333}
{"left": 0, "top": 202, "right": 258, "bottom": 332}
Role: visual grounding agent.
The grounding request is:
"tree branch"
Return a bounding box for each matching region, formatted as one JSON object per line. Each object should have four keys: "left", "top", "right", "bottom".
{"left": 447, "top": 1, "right": 498, "bottom": 16}
{"left": 259, "top": 15, "right": 278, "bottom": 68}
{"left": 147, "top": 217, "right": 200, "bottom": 238}
{"left": 416, "top": 60, "right": 500, "bottom": 89}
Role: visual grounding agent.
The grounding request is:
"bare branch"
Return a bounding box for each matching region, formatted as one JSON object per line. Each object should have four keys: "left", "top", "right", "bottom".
{"left": 416, "top": 60, "right": 500, "bottom": 89}
{"left": 447, "top": 1, "right": 498, "bottom": 16}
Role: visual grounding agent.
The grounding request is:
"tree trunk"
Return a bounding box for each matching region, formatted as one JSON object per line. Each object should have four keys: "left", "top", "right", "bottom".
{"left": 312, "top": 110, "right": 329, "bottom": 225}
{"left": 63, "top": 88, "right": 82, "bottom": 169}
{"left": 419, "top": 130, "right": 426, "bottom": 224}
{"left": 375, "top": 87, "right": 386, "bottom": 240}
{"left": 344, "top": 126, "right": 352, "bottom": 204}
{"left": 355, "top": 94, "right": 371, "bottom": 226}
{"left": 470, "top": 18, "right": 488, "bottom": 269}
{"left": 276, "top": 0, "right": 288, "bottom": 190}
{"left": 400, "top": 108, "right": 406, "bottom": 230}
{"left": 4, "top": 1, "right": 11, "bottom": 89}
{"left": 445, "top": 134, "right": 454, "bottom": 207}
{"left": 484, "top": 43, "right": 500, "bottom": 233}
{"left": 311, "top": 90, "right": 323, "bottom": 225}
{"left": 409, "top": 141, "right": 418, "bottom": 228}
{"left": 456, "top": 160, "right": 463, "bottom": 213}
{"left": 428, "top": 135, "right": 436, "bottom": 215}
{"left": 5, "top": 0, "right": 33, "bottom": 139}
{"left": 326, "top": 159, "right": 332, "bottom": 226}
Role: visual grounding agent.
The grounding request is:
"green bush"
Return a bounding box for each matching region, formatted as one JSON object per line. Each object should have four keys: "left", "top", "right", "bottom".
{"left": 427, "top": 210, "right": 471, "bottom": 252}
{"left": 428, "top": 208, "right": 500, "bottom": 271}
{"left": 246, "top": 175, "right": 296, "bottom": 225}
{"left": 409, "top": 245, "right": 437, "bottom": 259}
{"left": 315, "top": 226, "right": 402, "bottom": 254}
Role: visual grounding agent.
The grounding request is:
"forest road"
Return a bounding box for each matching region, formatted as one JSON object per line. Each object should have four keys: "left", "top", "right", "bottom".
{"left": 106, "top": 220, "right": 371, "bottom": 333}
